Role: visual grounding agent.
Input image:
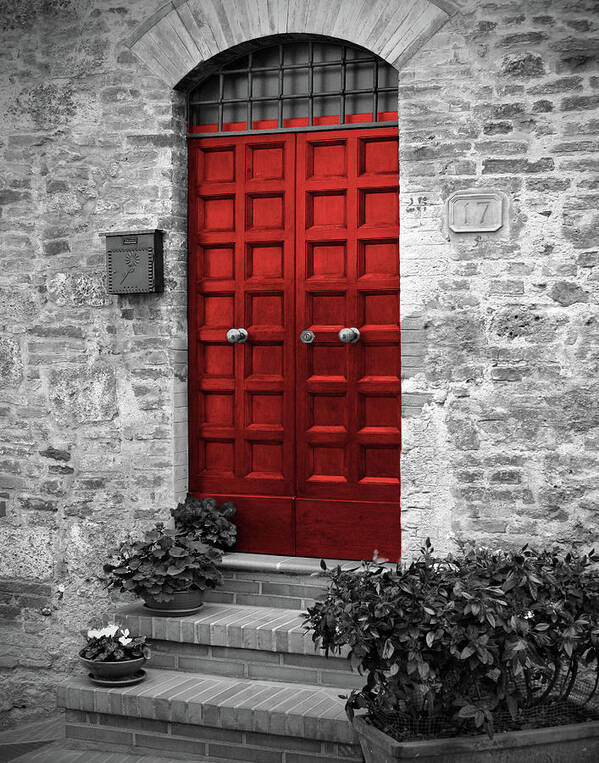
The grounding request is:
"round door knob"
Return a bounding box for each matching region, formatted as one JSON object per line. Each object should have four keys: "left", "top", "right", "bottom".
{"left": 300, "top": 330, "right": 315, "bottom": 344}
{"left": 226, "top": 328, "right": 248, "bottom": 344}
{"left": 338, "top": 327, "right": 360, "bottom": 344}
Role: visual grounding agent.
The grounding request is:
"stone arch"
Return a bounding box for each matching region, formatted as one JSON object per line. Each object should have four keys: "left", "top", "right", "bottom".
{"left": 125, "top": 0, "right": 467, "bottom": 550}
{"left": 127, "top": 0, "right": 462, "bottom": 87}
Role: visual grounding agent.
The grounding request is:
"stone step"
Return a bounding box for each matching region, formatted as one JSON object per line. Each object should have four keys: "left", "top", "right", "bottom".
{"left": 108, "top": 603, "right": 361, "bottom": 690}
{"left": 210, "top": 553, "right": 355, "bottom": 610}
{"left": 58, "top": 669, "right": 361, "bottom": 762}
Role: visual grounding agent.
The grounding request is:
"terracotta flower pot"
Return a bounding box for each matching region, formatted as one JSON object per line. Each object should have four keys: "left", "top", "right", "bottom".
{"left": 352, "top": 715, "right": 599, "bottom": 763}
{"left": 142, "top": 588, "right": 205, "bottom": 616}
{"left": 79, "top": 654, "right": 146, "bottom": 681}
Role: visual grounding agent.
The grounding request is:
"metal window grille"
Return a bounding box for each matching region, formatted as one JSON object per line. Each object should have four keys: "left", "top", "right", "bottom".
{"left": 188, "top": 40, "right": 397, "bottom": 135}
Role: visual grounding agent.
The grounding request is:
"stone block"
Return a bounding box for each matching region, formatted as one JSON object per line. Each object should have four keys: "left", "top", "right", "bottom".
{"left": 0, "top": 338, "right": 22, "bottom": 388}
{"left": 483, "top": 121, "right": 513, "bottom": 134}
{"left": 549, "top": 281, "right": 589, "bottom": 306}
{"left": 501, "top": 53, "right": 545, "bottom": 77}
{"left": 48, "top": 364, "right": 117, "bottom": 424}
{"left": 563, "top": 209, "right": 599, "bottom": 248}
{"left": 561, "top": 95, "right": 599, "bottom": 111}
{"left": 482, "top": 158, "right": 555, "bottom": 174}
{"left": 18, "top": 496, "right": 58, "bottom": 512}
{"left": 0, "top": 527, "right": 55, "bottom": 579}
{"left": 46, "top": 272, "right": 111, "bottom": 307}
{"left": 499, "top": 32, "right": 549, "bottom": 46}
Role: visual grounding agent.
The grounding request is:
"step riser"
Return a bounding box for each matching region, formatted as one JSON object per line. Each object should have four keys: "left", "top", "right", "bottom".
{"left": 65, "top": 711, "right": 362, "bottom": 763}
{"left": 215, "top": 570, "right": 328, "bottom": 610}
{"left": 149, "top": 640, "right": 363, "bottom": 689}
{"left": 205, "top": 590, "right": 319, "bottom": 610}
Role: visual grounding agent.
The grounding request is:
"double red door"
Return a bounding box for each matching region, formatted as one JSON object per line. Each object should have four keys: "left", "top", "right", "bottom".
{"left": 189, "top": 127, "right": 401, "bottom": 560}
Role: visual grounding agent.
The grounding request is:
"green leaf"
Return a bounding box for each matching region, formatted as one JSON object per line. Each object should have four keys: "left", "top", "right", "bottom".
{"left": 382, "top": 639, "right": 395, "bottom": 659}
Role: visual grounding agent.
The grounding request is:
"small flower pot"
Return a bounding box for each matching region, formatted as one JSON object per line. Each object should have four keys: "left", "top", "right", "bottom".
{"left": 79, "top": 654, "right": 146, "bottom": 684}
{"left": 142, "top": 588, "right": 205, "bottom": 616}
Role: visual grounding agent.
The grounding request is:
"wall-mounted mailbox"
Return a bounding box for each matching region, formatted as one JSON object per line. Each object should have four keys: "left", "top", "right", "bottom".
{"left": 104, "top": 229, "right": 164, "bottom": 294}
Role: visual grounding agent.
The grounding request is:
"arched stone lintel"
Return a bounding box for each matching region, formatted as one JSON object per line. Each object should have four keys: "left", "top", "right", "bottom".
{"left": 127, "top": 0, "right": 458, "bottom": 89}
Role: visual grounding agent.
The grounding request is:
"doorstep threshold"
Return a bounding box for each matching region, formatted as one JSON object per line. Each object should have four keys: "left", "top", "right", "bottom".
{"left": 221, "top": 552, "right": 361, "bottom": 575}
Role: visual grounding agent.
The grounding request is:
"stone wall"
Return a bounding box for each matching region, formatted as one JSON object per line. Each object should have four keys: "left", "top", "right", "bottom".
{"left": 0, "top": 0, "right": 187, "bottom": 726}
{"left": 0, "top": 0, "right": 598, "bottom": 728}
{"left": 398, "top": 0, "right": 599, "bottom": 556}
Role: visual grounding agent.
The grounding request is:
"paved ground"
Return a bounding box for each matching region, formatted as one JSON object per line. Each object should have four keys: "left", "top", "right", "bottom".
{"left": 10, "top": 747, "right": 206, "bottom": 762}
{"left": 0, "top": 719, "right": 222, "bottom": 763}
{"left": 0, "top": 718, "right": 63, "bottom": 762}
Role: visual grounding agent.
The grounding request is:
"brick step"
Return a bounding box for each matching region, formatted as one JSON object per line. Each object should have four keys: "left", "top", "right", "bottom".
{"left": 108, "top": 603, "right": 360, "bottom": 689}
{"left": 211, "top": 553, "right": 355, "bottom": 610}
{"left": 213, "top": 569, "right": 328, "bottom": 610}
{"left": 58, "top": 669, "right": 361, "bottom": 762}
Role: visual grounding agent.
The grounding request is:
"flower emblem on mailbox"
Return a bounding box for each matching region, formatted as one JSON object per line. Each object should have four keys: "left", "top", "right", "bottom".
{"left": 126, "top": 251, "right": 140, "bottom": 270}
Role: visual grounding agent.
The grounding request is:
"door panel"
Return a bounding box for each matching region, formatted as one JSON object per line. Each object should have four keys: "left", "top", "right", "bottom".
{"left": 189, "top": 134, "right": 296, "bottom": 531}
{"left": 295, "top": 129, "right": 401, "bottom": 496}
{"left": 189, "top": 127, "right": 400, "bottom": 560}
{"left": 208, "top": 494, "right": 295, "bottom": 555}
{"left": 294, "top": 128, "right": 400, "bottom": 559}
{"left": 295, "top": 498, "right": 400, "bottom": 559}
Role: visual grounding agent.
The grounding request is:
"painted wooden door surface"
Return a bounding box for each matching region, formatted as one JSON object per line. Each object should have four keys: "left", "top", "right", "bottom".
{"left": 189, "top": 127, "right": 400, "bottom": 560}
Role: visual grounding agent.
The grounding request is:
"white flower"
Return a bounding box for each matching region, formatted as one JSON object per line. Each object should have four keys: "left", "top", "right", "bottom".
{"left": 96, "top": 624, "right": 119, "bottom": 638}
{"left": 118, "top": 636, "right": 132, "bottom": 646}
{"left": 87, "top": 628, "right": 102, "bottom": 639}
{"left": 524, "top": 610, "right": 534, "bottom": 620}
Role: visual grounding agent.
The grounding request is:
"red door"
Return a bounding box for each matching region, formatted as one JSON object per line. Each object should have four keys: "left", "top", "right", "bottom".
{"left": 189, "top": 127, "right": 400, "bottom": 560}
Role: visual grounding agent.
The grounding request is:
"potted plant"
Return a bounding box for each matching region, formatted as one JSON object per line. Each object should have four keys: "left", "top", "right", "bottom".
{"left": 79, "top": 623, "right": 150, "bottom": 686}
{"left": 171, "top": 495, "right": 237, "bottom": 550}
{"left": 104, "top": 522, "right": 223, "bottom": 615}
{"left": 305, "top": 541, "right": 599, "bottom": 762}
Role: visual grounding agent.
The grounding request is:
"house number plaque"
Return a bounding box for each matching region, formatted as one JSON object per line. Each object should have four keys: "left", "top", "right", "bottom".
{"left": 447, "top": 191, "right": 505, "bottom": 233}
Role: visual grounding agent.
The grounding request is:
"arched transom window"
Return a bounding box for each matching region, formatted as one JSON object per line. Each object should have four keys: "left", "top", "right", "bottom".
{"left": 188, "top": 38, "right": 398, "bottom": 135}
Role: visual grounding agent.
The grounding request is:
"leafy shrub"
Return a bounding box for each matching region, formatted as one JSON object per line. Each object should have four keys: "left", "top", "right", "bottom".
{"left": 171, "top": 496, "right": 237, "bottom": 550}
{"left": 305, "top": 540, "right": 599, "bottom": 738}
{"left": 104, "top": 522, "right": 223, "bottom": 602}
{"left": 80, "top": 624, "right": 150, "bottom": 662}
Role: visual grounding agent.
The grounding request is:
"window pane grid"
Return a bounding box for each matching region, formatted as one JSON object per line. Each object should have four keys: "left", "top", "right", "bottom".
{"left": 188, "top": 40, "right": 397, "bottom": 132}
{"left": 190, "top": 87, "right": 395, "bottom": 106}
